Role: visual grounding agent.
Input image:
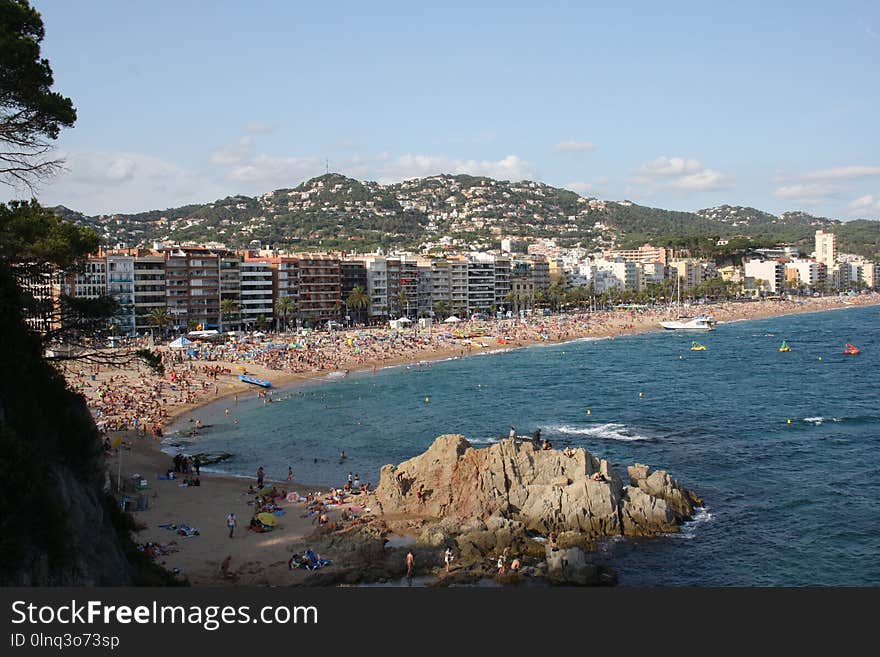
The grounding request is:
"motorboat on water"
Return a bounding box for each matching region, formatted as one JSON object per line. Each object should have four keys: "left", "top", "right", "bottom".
{"left": 843, "top": 343, "right": 860, "bottom": 355}
{"left": 779, "top": 340, "right": 791, "bottom": 352}
{"left": 690, "top": 341, "right": 707, "bottom": 351}
{"left": 660, "top": 315, "right": 716, "bottom": 331}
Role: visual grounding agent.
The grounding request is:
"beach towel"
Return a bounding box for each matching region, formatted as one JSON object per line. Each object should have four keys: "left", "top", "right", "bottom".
{"left": 273, "top": 510, "right": 286, "bottom": 516}
{"left": 156, "top": 474, "right": 174, "bottom": 480}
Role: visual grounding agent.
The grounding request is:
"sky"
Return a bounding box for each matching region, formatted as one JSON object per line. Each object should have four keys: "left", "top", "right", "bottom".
{"left": 5, "top": 0, "right": 880, "bottom": 219}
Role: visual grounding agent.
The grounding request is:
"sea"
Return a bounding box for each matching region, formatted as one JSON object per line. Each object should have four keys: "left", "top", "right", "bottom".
{"left": 166, "top": 304, "right": 880, "bottom": 586}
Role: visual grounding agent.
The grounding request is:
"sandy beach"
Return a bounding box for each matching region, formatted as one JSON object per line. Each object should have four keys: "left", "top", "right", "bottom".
{"left": 76, "top": 293, "right": 880, "bottom": 585}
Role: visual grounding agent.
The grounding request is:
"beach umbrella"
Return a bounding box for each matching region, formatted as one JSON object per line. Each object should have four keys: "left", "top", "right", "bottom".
{"left": 397, "top": 316, "right": 413, "bottom": 323}
{"left": 444, "top": 315, "right": 461, "bottom": 323}
{"left": 256, "top": 512, "right": 278, "bottom": 526}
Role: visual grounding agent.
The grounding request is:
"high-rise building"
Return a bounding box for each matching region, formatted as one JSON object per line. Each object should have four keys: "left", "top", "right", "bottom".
{"left": 815, "top": 230, "right": 836, "bottom": 268}
{"left": 133, "top": 251, "right": 166, "bottom": 336}
{"left": 240, "top": 257, "right": 275, "bottom": 327}
{"left": 106, "top": 252, "right": 136, "bottom": 335}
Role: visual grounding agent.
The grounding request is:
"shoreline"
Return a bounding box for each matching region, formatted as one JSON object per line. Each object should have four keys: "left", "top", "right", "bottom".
{"left": 83, "top": 295, "right": 879, "bottom": 585}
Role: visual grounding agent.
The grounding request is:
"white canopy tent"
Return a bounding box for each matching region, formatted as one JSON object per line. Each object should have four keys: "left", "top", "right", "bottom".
{"left": 168, "top": 336, "right": 194, "bottom": 349}
{"left": 444, "top": 315, "right": 462, "bottom": 323}
{"left": 396, "top": 316, "right": 413, "bottom": 323}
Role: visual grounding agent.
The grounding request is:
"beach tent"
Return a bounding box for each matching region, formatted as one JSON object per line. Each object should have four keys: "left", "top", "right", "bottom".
{"left": 252, "top": 331, "right": 266, "bottom": 337}
{"left": 444, "top": 315, "right": 462, "bottom": 323}
{"left": 256, "top": 512, "right": 278, "bottom": 526}
{"left": 396, "top": 316, "right": 413, "bottom": 323}
{"left": 168, "top": 336, "right": 194, "bottom": 349}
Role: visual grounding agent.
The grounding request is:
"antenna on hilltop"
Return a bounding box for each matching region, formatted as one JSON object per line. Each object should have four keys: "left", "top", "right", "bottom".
{"left": 325, "top": 158, "right": 329, "bottom": 175}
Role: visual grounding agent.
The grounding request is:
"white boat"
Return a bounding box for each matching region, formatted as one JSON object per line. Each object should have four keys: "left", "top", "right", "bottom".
{"left": 659, "top": 277, "right": 715, "bottom": 330}
{"left": 660, "top": 315, "right": 716, "bottom": 331}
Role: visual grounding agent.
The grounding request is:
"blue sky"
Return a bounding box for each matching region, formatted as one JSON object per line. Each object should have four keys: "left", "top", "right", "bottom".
{"left": 7, "top": 0, "right": 880, "bottom": 219}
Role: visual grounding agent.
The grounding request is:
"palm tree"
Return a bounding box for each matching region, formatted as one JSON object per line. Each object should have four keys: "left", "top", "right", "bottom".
{"left": 396, "top": 289, "right": 408, "bottom": 318}
{"left": 432, "top": 300, "right": 450, "bottom": 321}
{"left": 346, "top": 286, "right": 370, "bottom": 325}
{"left": 220, "top": 299, "right": 240, "bottom": 332}
{"left": 274, "top": 295, "right": 294, "bottom": 332}
{"left": 150, "top": 307, "right": 169, "bottom": 338}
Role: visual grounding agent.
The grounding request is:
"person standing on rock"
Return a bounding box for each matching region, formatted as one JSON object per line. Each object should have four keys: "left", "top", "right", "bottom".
{"left": 509, "top": 426, "right": 516, "bottom": 440}
{"left": 406, "top": 550, "right": 415, "bottom": 579}
{"left": 444, "top": 547, "right": 454, "bottom": 573}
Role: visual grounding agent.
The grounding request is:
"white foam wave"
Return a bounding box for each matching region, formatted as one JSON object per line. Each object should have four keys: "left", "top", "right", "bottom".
{"left": 468, "top": 436, "right": 502, "bottom": 445}
{"left": 552, "top": 423, "right": 654, "bottom": 442}
{"left": 803, "top": 416, "right": 842, "bottom": 425}
{"left": 678, "top": 505, "right": 713, "bottom": 539}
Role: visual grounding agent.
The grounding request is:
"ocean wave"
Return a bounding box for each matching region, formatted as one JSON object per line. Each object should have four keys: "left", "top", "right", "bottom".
{"left": 468, "top": 436, "right": 502, "bottom": 445}
{"left": 550, "top": 423, "right": 655, "bottom": 442}
{"left": 677, "top": 505, "right": 713, "bottom": 539}
{"left": 803, "top": 416, "right": 842, "bottom": 425}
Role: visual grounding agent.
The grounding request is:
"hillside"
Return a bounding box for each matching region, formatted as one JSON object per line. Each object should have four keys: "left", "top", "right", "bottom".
{"left": 55, "top": 174, "right": 880, "bottom": 259}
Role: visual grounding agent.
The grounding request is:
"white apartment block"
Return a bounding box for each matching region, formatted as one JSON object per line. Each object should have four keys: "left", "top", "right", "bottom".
{"left": 744, "top": 259, "right": 785, "bottom": 293}
{"left": 106, "top": 253, "right": 136, "bottom": 335}
{"left": 815, "top": 230, "right": 836, "bottom": 267}
{"left": 240, "top": 260, "right": 275, "bottom": 324}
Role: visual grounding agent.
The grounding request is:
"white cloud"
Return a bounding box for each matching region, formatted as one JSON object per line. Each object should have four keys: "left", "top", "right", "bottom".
{"left": 554, "top": 140, "right": 596, "bottom": 153}
{"left": 244, "top": 122, "right": 274, "bottom": 134}
{"left": 376, "top": 154, "right": 535, "bottom": 183}
{"left": 666, "top": 169, "right": 730, "bottom": 191}
{"left": 210, "top": 136, "right": 254, "bottom": 166}
{"left": 36, "top": 149, "right": 224, "bottom": 214}
{"left": 638, "top": 156, "right": 702, "bottom": 177}
{"left": 634, "top": 156, "right": 731, "bottom": 193}
{"left": 226, "top": 154, "right": 321, "bottom": 187}
{"left": 846, "top": 194, "right": 880, "bottom": 215}
{"left": 800, "top": 165, "right": 880, "bottom": 181}
{"left": 773, "top": 184, "right": 839, "bottom": 201}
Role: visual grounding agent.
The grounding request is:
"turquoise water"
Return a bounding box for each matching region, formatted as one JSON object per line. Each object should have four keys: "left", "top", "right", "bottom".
{"left": 169, "top": 305, "right": 880, "bottom": 585}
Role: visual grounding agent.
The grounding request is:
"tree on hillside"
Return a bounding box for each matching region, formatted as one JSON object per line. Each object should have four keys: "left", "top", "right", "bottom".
{"left": 0, "top": 0, "right": 77, "bottom": 190}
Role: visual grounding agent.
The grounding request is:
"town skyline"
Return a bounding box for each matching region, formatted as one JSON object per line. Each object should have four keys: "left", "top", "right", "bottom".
{"left": 2, "top": 0, "right": 878, "bottom": 220}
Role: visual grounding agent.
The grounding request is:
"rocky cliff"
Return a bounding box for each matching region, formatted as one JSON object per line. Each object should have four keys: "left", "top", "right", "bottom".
{"left": 374, "top": 434, "right": 703, "bottom": 539}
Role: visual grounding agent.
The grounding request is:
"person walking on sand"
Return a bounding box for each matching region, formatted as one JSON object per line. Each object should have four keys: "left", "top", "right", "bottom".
{"left": 406, "top": 550, "right": 414, "bottom": 578}
{"left": 227, "top": 512, "right": 236, "bottom": 538}
{"left": 257, "top": 466, "right": 264, "bottom": 489}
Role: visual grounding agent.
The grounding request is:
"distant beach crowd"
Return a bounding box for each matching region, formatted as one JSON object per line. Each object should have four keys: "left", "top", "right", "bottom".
{"left": 62, "top": 293, "right": 880, "bottom": 438}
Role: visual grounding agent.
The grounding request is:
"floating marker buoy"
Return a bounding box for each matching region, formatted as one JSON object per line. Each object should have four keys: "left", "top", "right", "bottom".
{"left": 819, "top": 357, "right": 822, "bottom": 361}
{"left": 639, "top": 392, "right": 644, "bottom": 398}
{"left": 679, "top": 355, "right": 683, "bottom": 360}
{"left": 787, "top": 419, "right": 792, "bottom": 425}
{"left": 587, "top": 409, "right": 592, "bottom": 415}
{"left": 425, "top": 397, "right": 430, "bottom": 404}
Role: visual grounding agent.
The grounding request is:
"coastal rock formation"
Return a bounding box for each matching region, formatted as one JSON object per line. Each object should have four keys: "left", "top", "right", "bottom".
{"left": 374, "top": 434, "right": 701, "bottom": 540}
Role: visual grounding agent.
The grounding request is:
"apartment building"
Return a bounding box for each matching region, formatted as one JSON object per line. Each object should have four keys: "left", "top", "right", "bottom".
{"left": 815, "top": 230, "right": 836, "bottom": 268}
{"left": 744, "top": 259, "right": 786, "bottom": 293}
{"left": 161, "top": 246, "right": 222, "bottom": 331}
{"left": 296, "top": 254, "right": 341, "bottom": 325}
{"left": 106, "top": 252, "right": 136, "bottom": 335}
{"left": 133, "top": 251, "right": 166, "bottom": 335}
{"left": 240, "top": 257, "right": 275, "bottom": 326}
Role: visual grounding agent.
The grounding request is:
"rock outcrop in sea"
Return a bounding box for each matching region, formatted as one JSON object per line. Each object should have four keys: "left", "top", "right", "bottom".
{"left": 301, "top": 434, "right": 703, "bottom": 586}
{"left": 374, "top": 434, "right": 703, "bottom": 539}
